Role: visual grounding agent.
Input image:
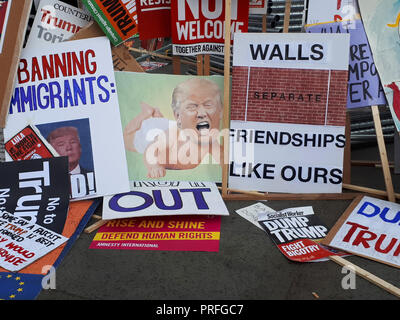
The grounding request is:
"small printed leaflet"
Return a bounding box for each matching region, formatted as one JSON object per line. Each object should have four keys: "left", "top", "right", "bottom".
{"left": 5, "top": 125, "right": 57, "bottom": 161}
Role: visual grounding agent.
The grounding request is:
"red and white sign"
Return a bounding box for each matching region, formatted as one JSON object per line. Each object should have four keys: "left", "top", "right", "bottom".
{"left": 249, "top": 0, "right": 267, "bottom": 15}
{"left": 137, "top": 0, "right": 171, "bottom": 40}
{"left": 171, "top": 0, "right": 249, "bottom": 56}
{"left": 323, "top": 196, "right": 400, "bottom": 269}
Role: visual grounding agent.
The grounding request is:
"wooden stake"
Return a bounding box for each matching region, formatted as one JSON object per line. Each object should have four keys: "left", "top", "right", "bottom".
{"left": 221, "top": 0, "right": 232, "bottom": 197}
{"left": 262, "top": 13, "right": 267, "bottom": 32}
{"left": 172, "top": 55, "right": 181, "bottom": 75}
{"left": 342, "top": 113, "right": 351, "bottom": 184}
{"left": 197, "top": 54, "right": 204, "bottom": 75}
{"left": 372, "top": 105, "right": 396, "bottom": 202}
{"left": 223, "top": 192, "right": 360, "bottom": 201}
{"left": 204, "top": 55, "right": 210, "bottom": 76}
{"left": 283, "top": 0, "right": 292, "bottom": 33}
{"left": 343, "top": 183, "right": 400, "bottom": 200}
{"left": 84, "top": 219, "right": 108, "bottom": 234}
{"left": 329, "top": 255, "right": 400, "bottom": 298}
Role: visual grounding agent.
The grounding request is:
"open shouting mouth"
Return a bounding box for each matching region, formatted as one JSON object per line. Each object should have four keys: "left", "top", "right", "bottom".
{"left": 196, "top": 121, "right": 210, "bottom": 133}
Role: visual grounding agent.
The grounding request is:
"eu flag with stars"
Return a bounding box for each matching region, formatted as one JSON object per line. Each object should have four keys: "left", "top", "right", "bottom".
{"left": 0, "top": 273, "right": 44, "bottom": 300}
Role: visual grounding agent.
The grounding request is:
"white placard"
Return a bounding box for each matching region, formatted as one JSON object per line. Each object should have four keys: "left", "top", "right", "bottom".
{"left": 102, "top": 181, "right": 230, "bottom": 220}
{"left": 4, "top": 37, "right": 130, "bottom": 201}
{"left": 26, "top": 0, "right": 92, "bottom": 49}
{"left": 229, "top": 120, "right": 345, "bottom": 193}
{"left": 0, "top": 211, "right": 68, "bottom": 272}
{"left": 233, "top": 33, "right": 350, "bottom": 70}
{"left": 324, "top": 196, "right": 400, "bottom": 268}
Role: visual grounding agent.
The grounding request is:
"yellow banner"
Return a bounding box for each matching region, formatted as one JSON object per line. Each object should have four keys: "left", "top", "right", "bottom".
{"left": 94, "top": 231, "right": 220, "bottom": 241}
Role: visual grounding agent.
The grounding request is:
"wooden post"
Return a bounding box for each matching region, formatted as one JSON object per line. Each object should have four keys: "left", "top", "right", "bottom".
{"left": 221, "top": 0, "right": 232, "bottom": 197}
{"left": 172, "top": 55, "right": 181, "bottom": 75}
{"left": 372, "top": 105, "right": 396, "bottom": 202}
{"left": 204, "top": 55, "right": 210, "bottom": 75}
{"left": 262, "top": 14, "right": 267, "bottom": 32}
{"left": 197, "top": 54, "right": 204, "bottom": 75}
{"left": 342, "top": 112, "right": 352, "bottom": 184}
{"left": 283, "top": 0, "right": 292, "bottom": 33}
{"left": 329, "top": 255, "right": 400, "bottom": 298}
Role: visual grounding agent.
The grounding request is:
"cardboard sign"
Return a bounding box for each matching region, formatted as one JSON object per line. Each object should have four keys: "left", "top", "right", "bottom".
{"left": 82, "top": 0, "right": 138, "bottom": 46}
{"left": 0, "top": 199, "right": 99, "bottom": 275}
{"left": 5, "top": 125, "right": 57, "bottom": 161}
{"left": 306, "top": 1, "right": 387, "bottom": 109}
{"left": 0, "top": 0, "right": 32, "bottom": 128}
{"left": 137, "top": 0, "right": 171, "bottom": 40}
{"left": 116, "top": 71, "right": 224, "bottom": 182}
{"left": 323, "top": 196, "right": 400, "bottom": 269}
{"left": 229, "top": 121, "right": 345, "bottom": 194}
{"left": 232, "top": 33, "right": 349, "bottom": 71}
{"left": 102, "top": 181, "right": 229, "bottom": 220}
{"left": 0, "top": 212, "right": 68, "bottom": 272}
{"left": 0, "top": 157, "right": 70, "bottom": 234}
{"left": 358, "top": 0, "right": 400, "bottom": 132}
{"left": 229, "top": 33, "right": 349, "bottom": 194}
{"left": 90, "top": 215, "right": 221, "bottom": 251}
{"left": 26, "top": 0, "right": 92, "bottom": 49}
{"left": 4, "top": 37, "right": 130, "bottom": 201}
{"left": 306, "top": 0, "right": 358, "bottom": 25}
{"left": 171, "top": 0, "right": 249, "bottom": 56}
{"left": 259, "top": 207, "right": 344, "bottom": 262}
{"left": 249, "top": 0, "right": 267, "bottom": 15}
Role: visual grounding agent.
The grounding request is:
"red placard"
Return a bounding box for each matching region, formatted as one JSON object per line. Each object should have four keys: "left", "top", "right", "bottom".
{"left": 171, "top": 0, "right": 249, "bottom": 55}
{"left": 137, "top": 1, "right": 171, "bottom": 40}
{"left": 5, "top": 125, "right": 55, "bottom": 161}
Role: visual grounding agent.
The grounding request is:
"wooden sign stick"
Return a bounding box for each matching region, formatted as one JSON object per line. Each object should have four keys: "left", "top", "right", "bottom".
{"left": 221, "top": 0, "right": 232, "bottom": 197}
{"left": 84, "top": 219, "right": 108, "bottom": 234}
{"left": 283, "top": 0, "right": 292, "bottom": 33}
{"left": 329, "top": 255, "right": 400, "bottom": 298}
{"left": 197, "top": 54, "right": 204, "bottom": 75}
{"left": 371, "top": 105, "right": 396, "bottom": 202}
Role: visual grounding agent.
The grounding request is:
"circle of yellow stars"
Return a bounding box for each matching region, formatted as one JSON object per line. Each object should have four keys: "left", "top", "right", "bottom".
{"left": 0, "top": 274, "right": 24, "bottom": 300}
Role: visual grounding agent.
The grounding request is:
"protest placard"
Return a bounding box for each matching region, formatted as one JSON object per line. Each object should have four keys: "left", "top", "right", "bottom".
{"left": 0, "top": 157, "right": 70, "bottom": 234}
{"left": 90, "top": 215, "right": 221, "bottom": 251}
{"left": 0, "top": 211, "right": 68, "bottom": 272}
{"left": 358, "top": 0, "right": 400, "bottom": 132}
{"left": 137, "top": 0, "right": 170, "bottom": 40}
{"left": 259, "top": 206, "right": 346, "bottom": 262}
{"left": 249, "top": 0, "right": 267, "bottom": 15}
{"left": 116, "top": 71, "right": 224, "bottom": 182}
{"left": 3, "top": 37, "right": 130, "bottom": 201}
{"left": 171, "top": 0, "right": 249, "bottom": 56}
{"left": 26, "top": 0, "right": 92, "bottom": 49}
{"left": 229, "top": 33, "right": 349, "bottom": 193}
{"left": 102, "top": 181, "right": 229, "bottom": 220}
{"left": 323, "top": 196, "right": 400, "bottom": 268}
{"left": 306, "top": 0, "right": 387, "bottom": 108}
{"left": 82, "top": 0, "right": 138, "bottom": 46}
{"left": 5, "top": 125, "right": 58, "bottom": 161}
